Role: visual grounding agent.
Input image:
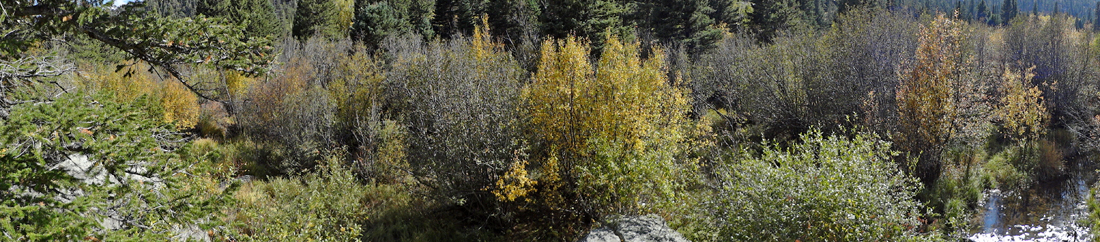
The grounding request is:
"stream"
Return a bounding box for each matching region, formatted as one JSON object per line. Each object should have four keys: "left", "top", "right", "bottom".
{"left": 968, "top": 160, "right": 1097, "bottom": 242}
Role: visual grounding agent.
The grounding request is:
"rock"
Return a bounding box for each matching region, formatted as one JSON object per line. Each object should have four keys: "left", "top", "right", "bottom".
{"left": 172, "top": 224, "right": 211, "bottom": 242}
{"left": 578, "top": 214, "right": 690, "bottom": 242}
{"left": 581, "top": 227, "right": 622, "bottom": 242}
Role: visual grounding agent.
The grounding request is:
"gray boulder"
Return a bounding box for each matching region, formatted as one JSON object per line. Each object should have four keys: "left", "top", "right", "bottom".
{"left": 579, "top": 214, "right": 690, "bottom": 242}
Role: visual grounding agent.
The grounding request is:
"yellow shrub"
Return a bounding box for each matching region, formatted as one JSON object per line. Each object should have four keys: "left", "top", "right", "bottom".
{"left": 522, "top": 33, "right": 692, "bottom": 216}
{"left": 329, "top": 49, "right": 384, "bottom": 128}
{"left": 995, "top": 67, "right": 1048, "bottom": 142}
{"left": 161, "top": 79, "right": 201, "bottom": 130}
{"left": 895, "top": 15, "right": 969, "bottom": 181}
{"left": 83, "top": 61, "right": 159, "bottom": 103}
{"left": 225, "top": 70, "right": 256, "bottom": 99}
{"left": 81, "top": 61, "right": 202, "bottom": 130}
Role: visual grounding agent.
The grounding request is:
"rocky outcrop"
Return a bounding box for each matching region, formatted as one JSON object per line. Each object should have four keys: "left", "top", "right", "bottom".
{"left": 579, "top": 215, "right": 689, "bottom": 242}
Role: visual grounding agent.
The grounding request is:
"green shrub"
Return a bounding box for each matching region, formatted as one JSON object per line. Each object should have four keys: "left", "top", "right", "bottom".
{"left": 231, "top": 152, "right": 368, "bottom": 241}
{"left": 229, "top": 150, "right": 488, "bottom": 241}
{"left": 981, "top": 145, "right": 1031, "bottom": 190}
{"left": 712, "top": 129, "right": 936, "bottom": 241}
{"left": 921, "top": 147, "right": 984, "bottom": 238}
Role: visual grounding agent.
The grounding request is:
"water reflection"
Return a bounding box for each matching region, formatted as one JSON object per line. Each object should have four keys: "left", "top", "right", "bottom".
{"left": 968, "top": 161, "right": 1095, "bottom": 242}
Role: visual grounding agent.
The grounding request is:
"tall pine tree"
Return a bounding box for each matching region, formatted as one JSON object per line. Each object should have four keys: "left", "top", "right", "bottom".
{"left": 748, "top": 0, "right": 800, "bottom": 42}
{"left": 977, "top": 0, "right": 989, "bottom": 22}
{"left": 633, "top": 0, "right": 725, "bottom": 52}
{"left": 294, "top": 0, "right": 342, "bottom": 40}
{"left": 539, "top": 0, "right": 633, "bottom": 51}
{"left": 196, "top": 0, "right": 281, "bottom": 38}
{"left": 1001, "top": 0, "right": 1017, "bottom": 24}
{"left": 351, "top": 0, "right": 435, "bottom": 46}
{"left": 1094, "top": 2, "right": 1100, "bottom": 30}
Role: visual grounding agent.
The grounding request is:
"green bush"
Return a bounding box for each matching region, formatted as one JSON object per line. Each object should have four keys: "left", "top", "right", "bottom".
{"left": 712, "top": 129, "right": 936, "bottom": 241}
{"left": 229, "top": 150, "right": 488, "bottom": 241}
{"left": 981, "top": 146, "right": 1031, "bottom": 190}
{"left": 921, "top": 147, "right": 984, "bottom": 238}
{"left": 231, "top": 152, "right": 368, "bottom": 241}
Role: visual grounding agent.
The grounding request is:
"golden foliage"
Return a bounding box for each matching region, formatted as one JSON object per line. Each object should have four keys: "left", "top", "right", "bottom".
{"left": 197, "top": 102, "right": 232, "bottom": 140}
{"left": 83, "top": 61, "right": 157, "bottom": 102}
{"left": 995, "top": 67, "right": 1048, "bottom": 142}
{"left": 160, "top": 78, "right": 200, "bottom": 129}
{"left": 521, "top": 33, "right": 692, "bottom": 214}
{"left": 372, "top": 120, "right": 409, "bottom": 184}
{"left": 82, "top": 61, "right": 201, "bottom": 130}
{"left": 525, "top": 35, "right": 689, "bottom": 155}
{"left": 247, "top": 59, "right": 310, "bottom": 125}
{"left": 896, "top": 14, "right": 967, "bottom": 155}
{"left": 492, "top": 151, "right": 537, "bottom": 202}
{"left": 225, "top": 70, "right": 256, "bottom": 99}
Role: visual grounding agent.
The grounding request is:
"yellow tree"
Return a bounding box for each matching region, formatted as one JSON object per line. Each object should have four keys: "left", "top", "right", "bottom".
{"left": 521, "top": 33, "right": 692, "bottom": 218}
{"left": 896, "top": 14, "right": 967, "bottom": 181}
{"left": 995, "top": 67, "right": 1048, "bottom": 143}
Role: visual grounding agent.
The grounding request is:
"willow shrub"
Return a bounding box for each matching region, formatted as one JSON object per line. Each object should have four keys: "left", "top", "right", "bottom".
{"left": 238, "top": 44, "right": 337, "bottom": 175}
{"left": 383, "top": 21, "right": 526, "bottom": 211}
{"left": 712, "top": 129, "right": 936, "bottom": 241}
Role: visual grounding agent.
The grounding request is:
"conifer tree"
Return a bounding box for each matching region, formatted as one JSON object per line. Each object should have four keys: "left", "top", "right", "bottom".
{"left": 1094, "top": 2, "right": 1100, "bottom": 30}
{"left": 967, "top": 0, "right": 976, "bottom": 20}
{"left": 294, "top": 0, "right": 342, "bottom": 40}
{"left": 748, "top": 0, "right": 800, "bottom": 42}
{"left": 352, "top": 0, "right": 435, "bottom": 46}
{"left": 634, "top": 0, "right": 725, "bottom": 52}
{"left": 539, "top": 0, "right": 633, "bottom": 50}
{"left": 1032, "top": 0, "right": 1038, "bottom": 15}
{"left": 1002, "top": 0, "right": 1017, "bottom": 24}
{"left": 197, "top": 0, "right": 281, "bottom": 38}
{"left": 955, "top": 1, "right": 963, "bottom": 18}
{"left": 977, "top": 0, "right": 990, "bottom": 22}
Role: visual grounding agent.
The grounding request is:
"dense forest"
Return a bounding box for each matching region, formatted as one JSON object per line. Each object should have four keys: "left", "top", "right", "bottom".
{"left": 5, "top": 0, "right": 1100, "bottom": 241}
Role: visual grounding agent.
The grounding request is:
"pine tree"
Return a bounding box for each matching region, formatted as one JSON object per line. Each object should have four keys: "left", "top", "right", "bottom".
{"left": 748, "top": 0, "right": 800, "bottom": 42}
{"left": 967, "top": 0, "right": 976, "bottom": 20}
{"left": 989, "top": 4, "right": 1001, "bottom": 25}
{"left": 955, "top": 1, "right": 963, "bottom": 18}
{"left": 710, "top": 0, "right": 753, "bottom": 27}
{"left": 196, "top": 0, "right": 281, "bottom": 38}
{"left": 1094, "top": 2, "right": 1100, "bottom": 30}
{"left": 147, "top": 0, "right": 198, "bottom": 18}
{"left": 977, "top": 0, "right": 989, "bottom": 22}
{"left": 1032, "top": 0, "right": 1038, "bottom": 15}
{"left": 839, "top": 0, "right": 877, "bottom": 13}
{"left": 294, "top": 0, "right": 342, "bottom": 40}
{"left": 634, "top": 0, "right": 725, "bottom": 52}
{"left": 1002, "top": 0, "right": 1017, "bottom": 24}
{"left": 351, "top": 0, "right": 435, "bottom": 46}
{"left": 539, "top": 0, "right": 634, "bottom": 50}
{"left": 1, "top": 93, "right": 235, "bottom": 240}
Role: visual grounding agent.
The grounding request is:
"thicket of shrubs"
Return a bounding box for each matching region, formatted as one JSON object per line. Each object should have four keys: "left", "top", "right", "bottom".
{"left": 9, "top": 5, "right": 1100, "bottom": 241}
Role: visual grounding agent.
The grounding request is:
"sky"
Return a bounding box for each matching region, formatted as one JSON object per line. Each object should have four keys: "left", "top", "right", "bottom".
{"left": 114, "top": 0, "right": 135, "bottom": 7}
